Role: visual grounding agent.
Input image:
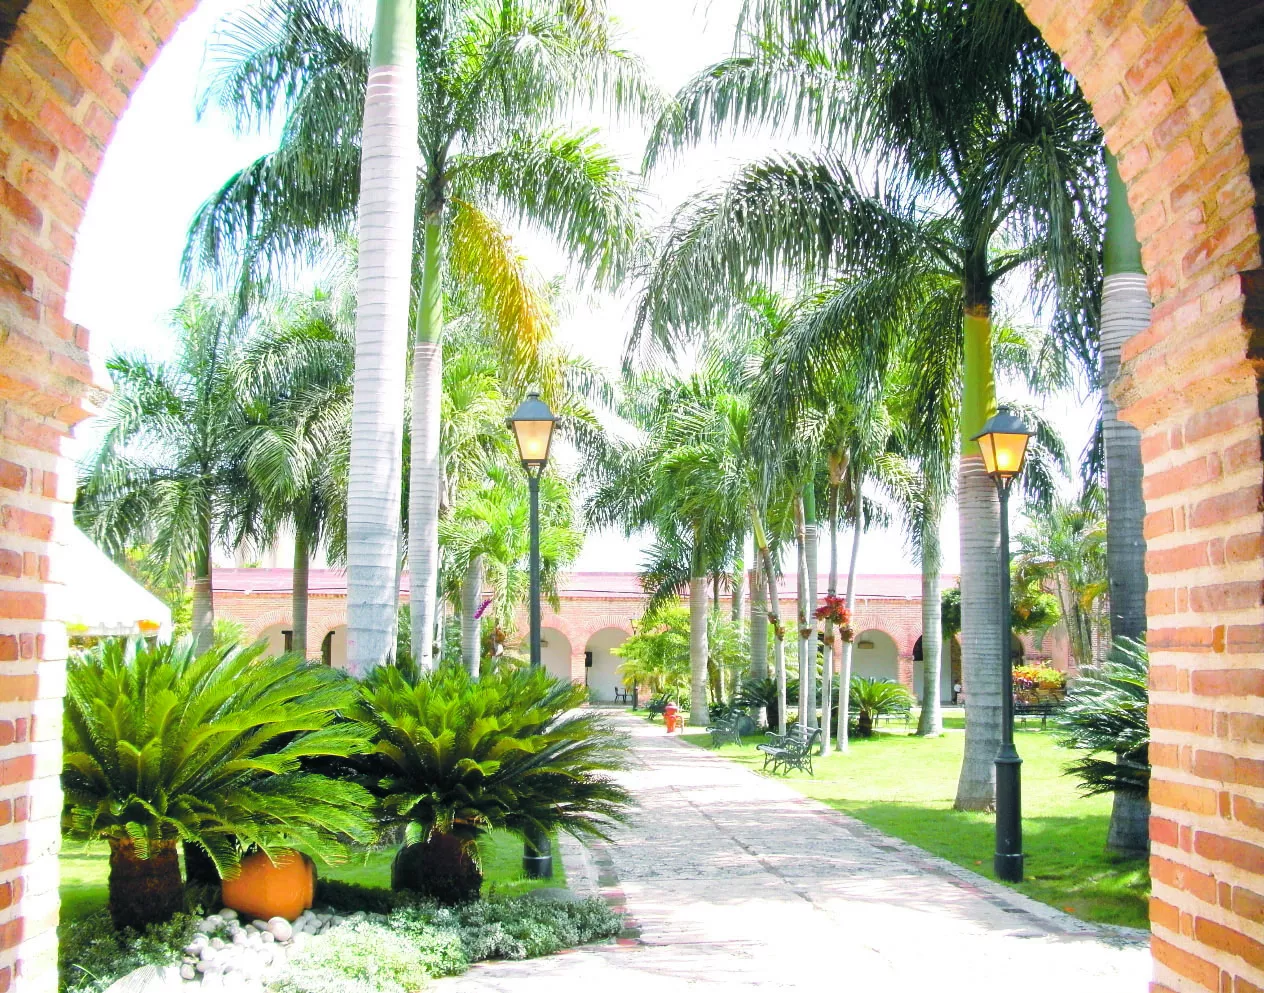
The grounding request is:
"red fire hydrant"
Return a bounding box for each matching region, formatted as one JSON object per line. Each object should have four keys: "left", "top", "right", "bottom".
{"left": 663, "top": 702, "right": 680, "bottom": 734}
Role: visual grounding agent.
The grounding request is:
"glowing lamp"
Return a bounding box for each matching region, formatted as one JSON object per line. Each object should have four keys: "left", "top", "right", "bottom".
{"left": 507, "top": 392, "right": 556, "bottom": 473}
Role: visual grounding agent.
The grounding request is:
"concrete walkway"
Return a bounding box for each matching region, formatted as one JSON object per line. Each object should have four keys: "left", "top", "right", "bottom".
{"left": 438, "top": 712, "right": 1150, "bottom": 992}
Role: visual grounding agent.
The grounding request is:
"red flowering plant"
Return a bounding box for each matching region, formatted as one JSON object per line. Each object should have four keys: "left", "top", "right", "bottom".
{"left": 815, "top": 595, "right": 855, "bottom": 642}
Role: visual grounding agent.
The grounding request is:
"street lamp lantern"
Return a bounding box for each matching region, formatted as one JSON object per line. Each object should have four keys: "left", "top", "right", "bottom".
{"left": 508, "top": 390, "right": 555, "bottom": 880}
{"left": 507, "top": 391, "right": 556, "bottom": 473}
{"left": 973, "top": 407, "right": 1035, "bottom": 485}
{"left": 970, "top": 404, "right": 1033, "bottom": 884}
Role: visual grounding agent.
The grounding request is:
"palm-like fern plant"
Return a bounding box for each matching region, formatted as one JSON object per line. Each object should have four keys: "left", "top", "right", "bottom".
{"left": 62, "top": 640, "right": 377, "bottom": 929}
{"left": 848, "top": 677, "right": 913, "bottom": 738}
{"left": 1053, "top": 637, "right": 1150, "bottom": 855}
{"left": 358, "top": 664, "right": 632, "bottom": 904}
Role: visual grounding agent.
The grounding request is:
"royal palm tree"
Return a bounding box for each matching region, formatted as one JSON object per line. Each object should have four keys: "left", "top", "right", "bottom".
{"left": 188, "top": 0, "right": 652, "bottom": 671}
{"left": 1100, "top": 152, "right": 1150, "bottom": 642}
{"left": 440, "top": 465, "right": 584, "bottom": 676}
{"left": 239, "top": 288, "right": 355, "bottom": 656}
{"left": 634, "top": 0, "right": 1101, "bottom": 808}
{"left": 76, "top": 293, "right": 264, "bottom": 653}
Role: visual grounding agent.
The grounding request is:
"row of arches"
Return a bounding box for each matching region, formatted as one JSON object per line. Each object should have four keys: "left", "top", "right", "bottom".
{"left": 538, "top": 624, "right": 971, "bottom": 704}
{"left": 256, "top": 622, "right": 347, "bottom": 668}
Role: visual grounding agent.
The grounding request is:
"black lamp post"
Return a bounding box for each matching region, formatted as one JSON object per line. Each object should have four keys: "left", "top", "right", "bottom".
{"left": 507, "top": 390, "right": 557, "bottom": 879}
{"left": 971, "top": 405, "right": 1035, "bottom": 884}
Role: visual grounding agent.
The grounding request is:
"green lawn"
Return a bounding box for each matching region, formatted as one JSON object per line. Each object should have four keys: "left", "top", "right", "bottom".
{"left": 59, "top": 830, "right": 565, "bottom": 924}
{"left": 681, "top": 722, "right": 1149, "bottom": 929}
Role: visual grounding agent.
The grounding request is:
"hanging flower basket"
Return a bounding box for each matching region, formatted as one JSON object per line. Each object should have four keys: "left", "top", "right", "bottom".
{"left": 814, "top": 591, "right": 854, "bottom": 631}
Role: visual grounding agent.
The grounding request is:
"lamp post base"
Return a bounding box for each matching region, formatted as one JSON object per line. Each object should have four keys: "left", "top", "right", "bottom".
{"left": 994, "top": 749, "right": 1024, "bottom": 882}
{"left": 993, "top": 851, "right": 1024, "bottom": 881}
{"left": 523, "top": 829, "right": 553, "bottom": 880}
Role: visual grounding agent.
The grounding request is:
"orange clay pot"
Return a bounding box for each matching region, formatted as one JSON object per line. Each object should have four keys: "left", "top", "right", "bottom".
{"left": 220, "top": 849, "right": 316, "bottom": 922}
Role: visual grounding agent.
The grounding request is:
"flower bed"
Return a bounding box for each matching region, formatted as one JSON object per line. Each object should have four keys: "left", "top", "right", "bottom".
{"left": 1013, "top": 663, "right": 1067, "bottom": 705}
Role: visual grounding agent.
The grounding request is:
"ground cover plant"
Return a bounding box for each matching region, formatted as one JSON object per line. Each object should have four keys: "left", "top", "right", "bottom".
{"left": 682, "top": 723, "right": 1149, "bottom": 929}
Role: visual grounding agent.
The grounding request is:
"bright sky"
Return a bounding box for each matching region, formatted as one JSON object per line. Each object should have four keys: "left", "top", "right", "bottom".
{"left": 64, "top": 0, "right": 1097, "bottom": 578}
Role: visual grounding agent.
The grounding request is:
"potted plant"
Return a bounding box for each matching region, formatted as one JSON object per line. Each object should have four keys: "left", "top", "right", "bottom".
{"left": 62, "top": 639, "right": 377, "bottom": 928}
{"left": 358, "top": 663, "right": 634, "bottom": 904}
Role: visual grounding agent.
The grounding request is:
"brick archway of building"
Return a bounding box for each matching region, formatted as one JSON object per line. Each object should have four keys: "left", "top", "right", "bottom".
{"left": 1, "top": 1, "right": 1262, "bottom": 989}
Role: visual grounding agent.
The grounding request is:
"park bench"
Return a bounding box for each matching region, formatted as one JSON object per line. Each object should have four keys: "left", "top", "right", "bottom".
{"left": 706, "top": 711, "right": 756, "bottom": 748}
{"left": 756, "top": 725, "right": 822, "bottom": 776}
{"left": 646, "top": 696, "right": 672, "bottom": 719}
{"left": 613, "top": 686, "right": 632, "bottom": 705}
{"left": 874, "top": 702, "right": 912, "bottom": 727}
{"left": 1014, "top": 700, "right": 1060, "bottom": 729}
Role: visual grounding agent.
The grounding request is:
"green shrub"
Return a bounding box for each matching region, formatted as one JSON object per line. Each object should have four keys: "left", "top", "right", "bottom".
{"left": 848, "top": 677, "right": 913, "bottom": 736}
{"left": 58, "top": 911, "right": 195, "bottom": 993}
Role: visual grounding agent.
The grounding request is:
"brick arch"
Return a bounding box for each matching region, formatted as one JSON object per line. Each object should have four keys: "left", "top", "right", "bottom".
{"left": 0, "top": 0, "right": 1259, "bottom": 990}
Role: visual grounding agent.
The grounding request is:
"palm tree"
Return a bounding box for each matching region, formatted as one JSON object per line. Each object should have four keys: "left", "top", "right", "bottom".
{"left": 440, "top": 465, "right": 584, "bottom": 676}
{"left": 188, "top": 0, "right": 652, "bottom": 672}
{"left": 76, "top": 292, "right": 264, "bottom": 653}
{"left": 239, "top": 289, "right": 355, "bottom": 656}
{"left": 348, "top": 0, "right": 417, "bottom": 673}
{"left": 588, "top": 374, "right": 747, "bottom": 726}
{"left": 63, "top": 639, "right": 376, "bottom": 929}
{"left": 1100, "top": 152, "right": 1149, "bottom": 642}
{"left": 634, "top": 0, "right": 1102, "bottom": 809}
{"left": 1015, "top": 489, "right": 1109, "bottom": 670}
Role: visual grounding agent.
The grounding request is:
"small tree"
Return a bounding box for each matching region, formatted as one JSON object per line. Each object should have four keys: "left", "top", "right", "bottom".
{"left": 612, "top": 605, "right": 692, "bottom": 704}
{"left": 1053, "top": 637, "right": 1150, "bottom": 856}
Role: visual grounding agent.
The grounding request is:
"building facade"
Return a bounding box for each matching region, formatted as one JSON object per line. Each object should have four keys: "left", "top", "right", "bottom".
{"left": 212, "top": 568, "right": 1064, "bottom": 704}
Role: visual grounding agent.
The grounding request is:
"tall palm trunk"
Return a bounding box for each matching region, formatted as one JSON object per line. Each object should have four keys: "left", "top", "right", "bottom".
{"left": 192, "top": 503, "right": 214, "bottom": 653}
{"left": 837, "top": 483, "right": 862, "bottom": 754}
{"left": 803, "top": 485, "right": 819, "bottom": 731}
{"left": 916, "top": 503, "right": 943, "bottom": 736}
{"left": 1102, "top": 152, "right": 1149, "bottom": 645}
{"left": 731, "top": 554, "right": 745, "bottom": 634}
{"left": 688, "top": 541, "right": 710, "bottom": 726}
{"left": 748, "top": 557, "right": 768, "bottom": 724}
{"left": 409, "top": 215, "right": 444, "bottom": 670}
{"left": 460, "top": 554, "right": 483, "bottom": 677}
{"left": 821, "top": 483, "right": 839, "bottom": 756}
{"left": 794, "top": 496, "right": 811, "bottom": 728}
{"left": 346, "top": 0, "right": 417, "bottom": 676}
{"left": 292, "top": 527, "right": 310, "bottom": 657}
{"left": 955, "top": 303, "right": 1002, "bottom": 810}
{"left": 1099, "top": 160, "right": 1150, "bottom": 858}
{"left": 752, "top": 511, "right": 786, "bottom": 735}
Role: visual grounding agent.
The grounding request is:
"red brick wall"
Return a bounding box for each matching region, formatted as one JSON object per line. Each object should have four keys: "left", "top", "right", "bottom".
{"left": 1021, "top": 3, "right": 1264, "bottom": 991}
{"left": 0, "top": 0, "right": 1262, "bottom": 989}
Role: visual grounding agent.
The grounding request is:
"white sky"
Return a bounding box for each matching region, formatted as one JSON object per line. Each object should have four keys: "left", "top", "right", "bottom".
{"left": 64, "top": 0, "right": 1097, "bottom": 577}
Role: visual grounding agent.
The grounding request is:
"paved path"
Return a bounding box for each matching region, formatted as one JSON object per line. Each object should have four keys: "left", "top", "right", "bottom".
{"left": 438, "top": 713, "right": 1150, "bottom": 992}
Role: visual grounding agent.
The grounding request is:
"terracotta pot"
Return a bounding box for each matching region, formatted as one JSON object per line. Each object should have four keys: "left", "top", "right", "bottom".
{"left": 220, "top": 849, "right": 316, "bottom": 922}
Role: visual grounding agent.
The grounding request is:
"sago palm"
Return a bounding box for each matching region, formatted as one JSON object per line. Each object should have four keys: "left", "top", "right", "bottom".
{"left": 635, "top": 0, "right": 1102, "bottom": 809}
{"left": 357, "top": 664, "right": 632, "bottom": 903}
{"left": 189, "top": 0, "right": 653, "bottom": 671}
{"left": 848, "top": 677, "right": 914, "bottom": 738}
{"left": 1053, "top": 637, "right": 1149, "bottom": 855}
{"left": 62, "top": 639, "right": 376, "bottom": 929}
{"left": 76, "top": 292, "right": 265, "bottom": 653}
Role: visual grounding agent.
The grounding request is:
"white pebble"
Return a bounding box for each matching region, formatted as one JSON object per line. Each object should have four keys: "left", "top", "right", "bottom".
{"left": 180, "top": 964, "right": 196, "bottom": 981}
{"left": 219, "top": 908, "right": 238, "bottom": 921}
{"left": 260, "top": 931, "right": 274, "bottom": 944}
{"left": 266, "top": 916, "right": 293, "bottom": 942}
{"left": 209, "top": 937, "right": 225, "bottom": 950}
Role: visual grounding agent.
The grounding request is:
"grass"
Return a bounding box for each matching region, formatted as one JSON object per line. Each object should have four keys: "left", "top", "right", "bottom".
{"left": 680, "top": 720, "right": 1150, "bottom": 930}
{"left": 59, "top": 829, "right": 565, "bottom": 924}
